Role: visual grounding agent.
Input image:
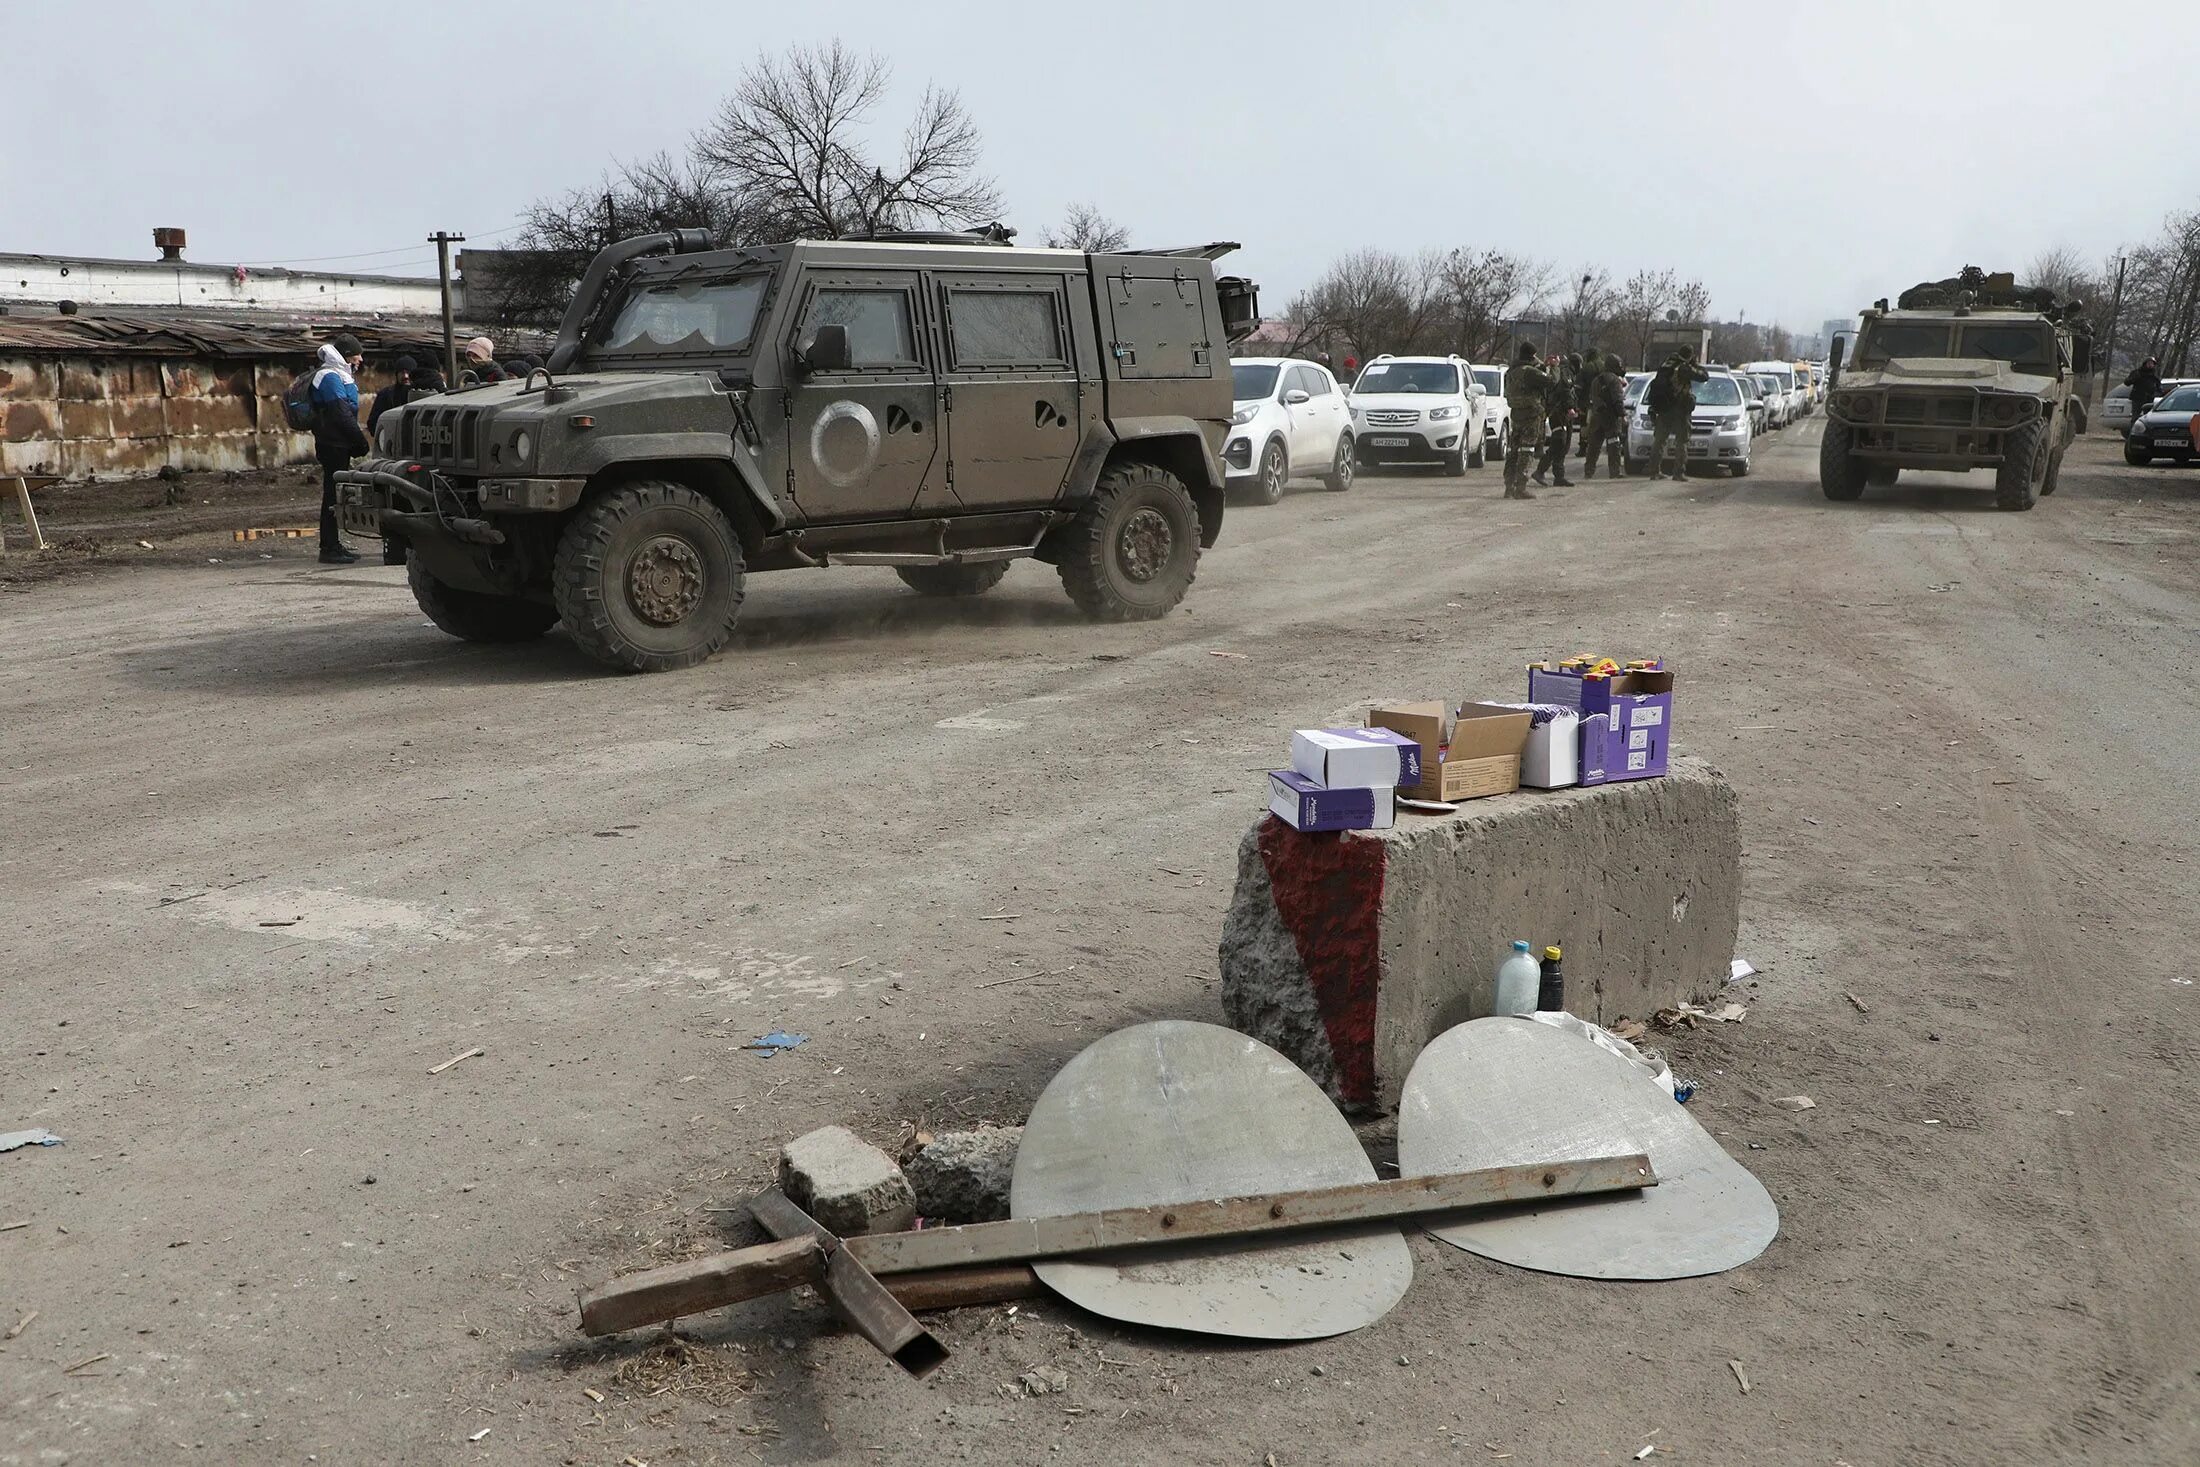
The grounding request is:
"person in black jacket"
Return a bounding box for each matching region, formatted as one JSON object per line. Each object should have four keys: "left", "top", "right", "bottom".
{"left": 310, "top": 333, "right": 371, "bottom": 564}
{"left": 366, "top": 355, "right": 417, "bottom": 432}
{"left": 2126, "top": 357, "right": 2163, "bottom": 417}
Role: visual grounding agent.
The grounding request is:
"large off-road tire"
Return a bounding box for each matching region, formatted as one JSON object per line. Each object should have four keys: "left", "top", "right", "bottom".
{"left": 1249, "top": 438, "right": 1288, "bottom": 506}
{"left": 1865, "top": 465, "right": 1900, "bottom": 487}
{"left": 1057, "top": 459, "right": 1201, "bottom": 622}
{"left": 1995, "top": 421, "right": 2049, "bottom": 512}
{"left": 895, "top": 561, "right": 1012, "bottom": 597}
{"left": 552, "top": 480, "right": 746, "bottom": 673}
{"left": 2124, "top": 442, "right": 2152, "bottom": 466}
{"left": 2041, "top": 442, "right": 2065, "bottom": 496}
{"left": 1820, "top": 418, "right": 1869, "bottom": 501}
{"left": 1323, "top": 434, "right": 1356, "bottom": 492}
{"left": 408, "top": 558, "right": 558, "bottom": 643}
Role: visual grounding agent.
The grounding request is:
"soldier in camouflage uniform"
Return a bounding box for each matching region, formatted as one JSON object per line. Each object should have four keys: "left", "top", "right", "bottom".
{"left": 1502, "top": 342, "right": 1548, "bottom": 499}
{"left": 1574, "top": 352, "right": 1602, "bottom": 461}
{"left": 1534, "top": 353, "right": 1577, "bottom": 487}
{"left": 1580, "top": 352, "right": 1629, "bottom": 479}
{"left": 1646, "top": 347, "right": 1709, "bottom": 480}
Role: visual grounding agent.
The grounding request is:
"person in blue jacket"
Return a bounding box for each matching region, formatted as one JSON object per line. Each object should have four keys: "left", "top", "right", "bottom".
{"left": 311, "top": 334, "right": 370, "bottom": 564}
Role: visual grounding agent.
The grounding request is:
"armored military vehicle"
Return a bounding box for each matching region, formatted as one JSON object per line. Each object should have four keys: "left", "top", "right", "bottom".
{"left": 337, "top": 228, "right": 1258, "bottom": 671}
{"left": 1820, "top": 267, "right": 2092, "bottom": 511}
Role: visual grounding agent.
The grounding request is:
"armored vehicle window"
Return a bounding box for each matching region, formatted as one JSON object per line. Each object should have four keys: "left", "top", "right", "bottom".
{"left": 1856, "top": 323, "right": 1953, "bottom": 362}
{"left": 601, "top": 275, "right": 769, "bottom": 355}
{"left": 1956, "top": 325, "right": 2054, "bottom": 371}
{"left": 1233, "top": 362, "right": 1282, "bottom": 400}
{"left": 808, "top": 288, "right": 920, "bottom": 368}
{"left": 945, "top": 287, "right": 1065, "bottom": 368}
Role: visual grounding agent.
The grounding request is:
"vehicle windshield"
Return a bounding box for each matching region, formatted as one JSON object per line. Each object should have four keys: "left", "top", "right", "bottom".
{"left": 1472, "top": 367, "right": 1502, "bottom": 395}
{"left": 1355, "top": 361, "right": 1458, "bottom": 394}
{"left": 1956, "top": 324, "right": 2056, "bottom": 372}
{"left": 1232, "top": 362, "right": 1281, "bottom": 401}
{"left": 1853, "top": 323, "right": 1952, "bottom": 362}
{"left": 1694, "top": 377, "right": 1743, "bottom": 407}
{"left": 595, "top": 273, "right": 771, "bottom": 356}
{"left": 2152, "top": 385, "right": 2200, "bottom": 413}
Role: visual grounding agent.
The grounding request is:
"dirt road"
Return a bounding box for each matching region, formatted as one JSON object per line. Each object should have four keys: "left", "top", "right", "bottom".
{"left": 4, "top": 422, "right": 2197, "bottom": 1466}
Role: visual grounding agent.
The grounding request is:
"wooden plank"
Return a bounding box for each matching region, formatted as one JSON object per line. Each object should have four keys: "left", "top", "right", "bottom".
{"left": 842, "top": 1153, "right": 1655, "bottom": 1276}
{"left": 748, "top": 1189, "right": 948, "bottom": 1378}
{"left": 576, "top": 1155, "right": 1651, "bottom": 1337}
{"left": 576, "top": 1236, "right": 821, "bottom": 1338}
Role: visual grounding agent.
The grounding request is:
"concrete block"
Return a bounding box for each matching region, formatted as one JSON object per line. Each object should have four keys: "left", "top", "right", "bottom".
{"left": 906, "top": 1126, "right": 1021, "bottom": 1223}
{"left": 777, "top": 1125, "right": 916, "bottom": 1236}
{"left": 1221, "top": 756, "right": 1740, "bottom": 1114}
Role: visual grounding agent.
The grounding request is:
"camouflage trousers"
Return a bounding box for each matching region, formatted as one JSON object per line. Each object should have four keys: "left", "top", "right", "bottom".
{"left": 1580, "top": 412, "right": 1627, "bottom": 477}
{"left": 1648, "top": 412, "right": 1692, "bottom": 477}
{"left": 1504, "top": 410, "right": 1547, "bottom": 489}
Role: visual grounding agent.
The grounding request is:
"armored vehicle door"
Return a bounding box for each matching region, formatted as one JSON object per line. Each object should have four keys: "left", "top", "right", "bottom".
{"left": 1099, "top": 263, "right": 1217, "bottom": 381}
{"left": 782, "top": 269, "right": 942, "bottom": 521}
{"left": 934, "top": 272, "right": 1083, "bottom": 511}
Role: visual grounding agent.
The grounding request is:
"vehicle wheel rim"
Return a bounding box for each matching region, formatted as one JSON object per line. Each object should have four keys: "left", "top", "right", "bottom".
{"left": 1337, "top": 441, "right": 1354, "bottom": 487}
{"left": 1117, "top": 507, "right": 1174, "bottom": 583}
{"left": 1263, "top": 445, "right": 1285, "bottom": 497}
{"left": 628, "top": 534, "right": 705, "bottom": 625}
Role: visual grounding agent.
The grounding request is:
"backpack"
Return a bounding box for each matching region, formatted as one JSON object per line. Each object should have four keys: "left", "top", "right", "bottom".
{"left": 1645, "top": 367, "right": 1674, "bottom": 412}
{"left": 282, "top": 370, "right": 319, "bottom": 431}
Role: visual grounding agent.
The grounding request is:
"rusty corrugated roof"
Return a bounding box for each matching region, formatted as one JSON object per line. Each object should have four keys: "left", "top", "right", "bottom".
{"left": 0, "top": 311, "right": 538, "bottom": 360}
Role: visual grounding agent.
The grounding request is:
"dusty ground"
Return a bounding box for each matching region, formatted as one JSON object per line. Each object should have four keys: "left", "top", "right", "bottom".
{"left": 0, "top": 465, "right": 336, "bottom": 586}
{"left": 4, "top": 423, "right": 2198, "bottom": 1466}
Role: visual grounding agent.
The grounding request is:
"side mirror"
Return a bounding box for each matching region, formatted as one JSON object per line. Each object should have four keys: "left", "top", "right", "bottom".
{"left": 797, "top": 323, "right": 852, "bottom": 374}
{"left": 1284, "top": 388, "right": 1311, "bottom": 405}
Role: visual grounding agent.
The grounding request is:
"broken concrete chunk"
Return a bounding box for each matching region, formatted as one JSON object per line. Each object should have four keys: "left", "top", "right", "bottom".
{"left": 1771, "top": 1095, "right": 1816, "bottom": 1112}
{"left": 906, "top": 1126, "right": 1021, "bottom": 1223}
{"left": 778, "top": 1125, "right": 916, "bottom": 1236}
{"left": 1017, "top": 1365, "right": 1069, "bottom": 1397}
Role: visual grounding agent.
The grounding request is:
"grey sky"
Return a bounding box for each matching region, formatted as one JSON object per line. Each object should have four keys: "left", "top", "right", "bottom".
{"left": 11, "top": 0, "right": 2195, "bottom": 334}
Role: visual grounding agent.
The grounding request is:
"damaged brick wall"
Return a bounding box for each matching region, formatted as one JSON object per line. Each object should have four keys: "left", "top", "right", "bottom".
{"left": 0, "top": 353, "right": 398, "bottom": 481}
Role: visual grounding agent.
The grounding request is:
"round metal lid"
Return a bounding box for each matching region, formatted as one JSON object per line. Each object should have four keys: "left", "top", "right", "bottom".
{"left": 1009, "top": 1020, "right": 1412, "bottom": 1340}
{"left": 1398, "top": 1017, "right": 1779, "bottom": 1280}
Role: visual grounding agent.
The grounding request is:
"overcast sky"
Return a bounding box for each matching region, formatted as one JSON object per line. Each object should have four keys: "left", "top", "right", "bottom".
{"left": 9, "top": 1, "right": 2195, "bottom": 336}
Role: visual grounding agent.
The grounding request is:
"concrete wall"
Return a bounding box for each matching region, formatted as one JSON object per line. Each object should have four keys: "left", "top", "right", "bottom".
{"left": 0, "top": 353, "right": 392, "bottom": 481}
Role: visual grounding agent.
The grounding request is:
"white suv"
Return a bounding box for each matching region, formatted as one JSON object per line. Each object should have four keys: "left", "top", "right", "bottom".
{"left": 1347, "top": 355, "right": 1487, "bottom": 475}
{"left": 1225, "top": 357, "right": 1355, "bottom": 503}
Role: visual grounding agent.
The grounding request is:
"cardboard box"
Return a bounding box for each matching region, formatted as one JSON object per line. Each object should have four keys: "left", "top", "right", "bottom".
{"left": 1367, "top": 703, "right": 1532, "bottom": 803}
{"left": 1268, "top": 770, "right": 1395, "bottom": 832}
{"left": 1525, "top": 665, "right": 1674, "bottom": 786}
{"left": 1290, "top": 727, "right": 1423, "bottom": 790}
{"left": 1473, "top": 702, "right": 1580, "bottom": 789}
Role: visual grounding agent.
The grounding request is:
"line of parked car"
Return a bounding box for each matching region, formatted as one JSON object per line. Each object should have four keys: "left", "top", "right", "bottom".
{"left": 1225, "top": 352, "right": 1827, "bottom": 497}
{"left": 2118, "top": 380, "right": 2200, "bottom": 466}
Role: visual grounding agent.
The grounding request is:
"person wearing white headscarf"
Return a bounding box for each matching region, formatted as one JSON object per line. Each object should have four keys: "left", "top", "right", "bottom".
{"left": 311, "top": 333, "right": 370, "bottom": 563}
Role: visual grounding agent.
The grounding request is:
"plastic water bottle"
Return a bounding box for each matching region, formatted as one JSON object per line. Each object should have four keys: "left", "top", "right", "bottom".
{"left": 1495, "top": 940, "right": 1540, "bottom": 1016}
{"left": 1537, "top": 945, "right": 1565, "bottom": 1012}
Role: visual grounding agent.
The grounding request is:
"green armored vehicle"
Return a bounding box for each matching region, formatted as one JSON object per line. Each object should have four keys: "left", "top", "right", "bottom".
{"left": 1821, "top": 267, "right": 2093, "bottom": 511}
{"left": 337, "top": 228, "right": 1258, "bottom": 671}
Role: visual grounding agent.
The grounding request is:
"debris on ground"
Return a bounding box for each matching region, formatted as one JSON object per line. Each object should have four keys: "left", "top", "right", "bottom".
{"left": 0, "top": 1129, "right": 63, "bottom": 1154}
{"left": 1729, "top": 1358, "right": 1753, "bottom": 1394}
{"left": 1015, "top": 1365, "right": 1069, "bottom": 1396}
{"left": 1654, "top": 1000, "right": 1747, "bottom": 1029}
{"left": 779, "top": 1125, "right": 918, "bottom": 1236}
{"left": 427, "top": 1046, "right": 483, "bottom": 1075}
{"left": 1730, "top": 958, "right": 1757, "bottom": 981}
{"left": 906, "top": 1125, "right": 1022, "bottom": 1223}
{"left": 1845, "top": 991, "right": 1870, "bottom": 1014}
{"left": 741, "top": 1030, "right": 807, "bottom": 1057}
{"left": 1771, "top": 1095, "right": 1816, "bottom": 1112}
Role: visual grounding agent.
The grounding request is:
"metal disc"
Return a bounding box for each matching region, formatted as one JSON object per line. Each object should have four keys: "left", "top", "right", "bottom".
{"left": 1010, "top": 1020, "right": 1412, "bottom": 1340}
{"left": 1397, "top": 1017, "right": 1778, "bottom": 1280}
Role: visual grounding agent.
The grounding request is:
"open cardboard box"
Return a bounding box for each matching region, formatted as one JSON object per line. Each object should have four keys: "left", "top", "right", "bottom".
{"left": 1368, "top": 702, "right": 1532, "bottom": 803}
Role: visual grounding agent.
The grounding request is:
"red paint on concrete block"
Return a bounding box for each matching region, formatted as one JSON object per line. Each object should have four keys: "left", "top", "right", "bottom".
{"left": 1256, "top": 816, "right": 1386, "bottom": 1107}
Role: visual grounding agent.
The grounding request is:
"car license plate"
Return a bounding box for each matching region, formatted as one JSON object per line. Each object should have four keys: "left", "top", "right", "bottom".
{"left": 1368, "top": 436, "right": 1410, "bottom": 447}
{"left": 2156, "top": 436, "right": 2188, "bottom": 448}
{"left": 1690, "top": 438, "right": 1711, "bottom": 449}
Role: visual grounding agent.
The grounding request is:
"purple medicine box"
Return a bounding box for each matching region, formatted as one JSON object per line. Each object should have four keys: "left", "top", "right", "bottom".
{"left": 1267, "top": 770, "right": 1396, "bottom": 832}
{"left": 1525, "top": 665, "right": 1675, "bottom": 786}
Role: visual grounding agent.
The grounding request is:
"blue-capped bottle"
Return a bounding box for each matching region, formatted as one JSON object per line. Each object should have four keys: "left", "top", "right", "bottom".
{"left": 1495, "top": 940, "right": 1540, "bottom": 1016}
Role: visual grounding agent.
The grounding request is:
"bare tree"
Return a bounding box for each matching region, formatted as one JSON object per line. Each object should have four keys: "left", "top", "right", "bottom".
{"left": 693, "top": 40, "right": 1001, "bottom": 238}
{"left": 1043, "top": 203, "right": 1129, "bottom": 252}
{"left": 1674, "top": 279, "right": 1713, "bottom": 326}
{"left": 1613, "top": 268, "right": 1677, "bottom": 369}
{"left": 1434, "top": 249, "right": 1552, "bottom": 363}
{"left": 1554, "top": 268, "right": 1618, "bottom": 358}
{"left": 1285, "top": 249, "right": 1451, "bottom": 362}
{"left": 2024, "top": 246, "right": 2096, "bottom": 308}
{"left": 1708, "top": 319, "right": 1765, "bottom": 364}
{"left": 1765, "top": 323, "right": 1795, "bottom": 360}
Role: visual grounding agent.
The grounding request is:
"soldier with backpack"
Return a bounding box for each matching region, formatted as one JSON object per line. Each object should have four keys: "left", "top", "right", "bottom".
{"left": 307, "top": 334, "right": 370, "bottom": 563}
{"left": 1645, "top": 348, "right": 1708, "bottom": 480}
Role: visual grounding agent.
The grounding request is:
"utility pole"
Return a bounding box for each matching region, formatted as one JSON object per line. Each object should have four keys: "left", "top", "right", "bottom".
{"left": 429, "top": 231, "right": 465, "bottom": 387}
{"left": 2096, "top": 255, "right": 2126, "bottom": 405}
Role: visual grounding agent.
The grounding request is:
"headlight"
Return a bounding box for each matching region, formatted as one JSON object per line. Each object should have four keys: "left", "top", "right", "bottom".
{"left": 376, "top": 413, "right": 400, "bottom": 455}
{"left": 1428, "top": 404, "right": 1461, "bottom": 421}
{"left": 1230, "top": 404, "right": 1260, "bottom": 426}
{"left": 1981, "top": 395, "right": 2030, "bottom": 427}
{"left": 512, "top": 430, "right": 534, "bottom": 463}
{"left": 1720, "top": 416, "right": 1748, "bottom": 435}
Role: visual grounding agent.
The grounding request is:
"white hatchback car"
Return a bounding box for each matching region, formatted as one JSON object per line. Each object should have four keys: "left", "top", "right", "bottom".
{"left": 1754, "top": 374, "right": 1789, "bottom": 429}
{"left": 1347, "top": 355, "right": 1487, "bottom": 475}
{"left": 1225, "top": 357, "right": 1355, "bottom": 503}
{"left": 1470, "top": 364, "right": 1513, "bottom": 462}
